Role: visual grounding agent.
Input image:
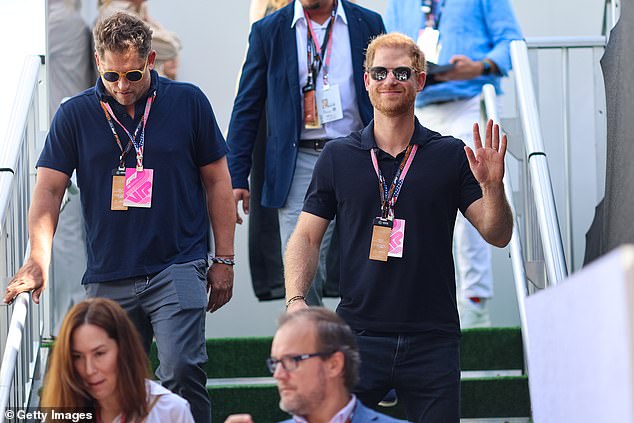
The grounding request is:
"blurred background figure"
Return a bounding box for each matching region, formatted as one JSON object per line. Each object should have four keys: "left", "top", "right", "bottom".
{"left": 249, "top": 0, "right": 289, "bottom": 25}
{"left": 40, "top": 298, "right": 194, "bottom": 423}
{"left": 97, "top": 0, "right": 181, "bottom": 79}
{"left": 230, "top": 0, "right": 381, "bottom": 307}
{"left": 48, "top": 0, "right": 95, "bottom": 120}
{"left": 240, "top": 0, "right": 290, "bottom": 304}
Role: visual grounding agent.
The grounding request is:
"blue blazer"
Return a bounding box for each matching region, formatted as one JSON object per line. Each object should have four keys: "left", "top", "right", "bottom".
{"left": 227, "top": 0, "right": 385, "bottom": 208}
{"left": 277, "top": 401, "right": 408, "bottom": 423}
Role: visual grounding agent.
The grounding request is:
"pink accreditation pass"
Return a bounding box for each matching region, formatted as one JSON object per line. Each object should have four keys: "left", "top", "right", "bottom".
{"left": 388, "top": 218, "right": 405, "bottom": 258}
{"left": 123, "top": 168, "right": 154, "bottom": 208}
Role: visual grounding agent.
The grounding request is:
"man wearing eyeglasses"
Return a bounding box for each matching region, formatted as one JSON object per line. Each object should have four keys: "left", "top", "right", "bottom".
{"left": 284, "top": 33, "right": 513, "bottom": 422}
{"left": 227, "top": 0, "right": 385, "bottom": 306}
{"left": 3, "top": 12, "right": 235, "bottom": 423}
{"left": 225, "top": 308, "right": 406, "bottom": 423}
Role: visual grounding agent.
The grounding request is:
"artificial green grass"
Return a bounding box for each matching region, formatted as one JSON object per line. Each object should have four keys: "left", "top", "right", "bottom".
{"left": 149, "top": 327, "right": 524, "bottom": 377}
{"left": 147, "top": 327, "right": 530, "bottom": 420}
{"left": 207, "top": 376, "right": 530, "bottom": 421}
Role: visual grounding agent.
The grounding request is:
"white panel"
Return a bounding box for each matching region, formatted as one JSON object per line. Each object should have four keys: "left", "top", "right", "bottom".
{"left": 526, "top": 245, "right": 634, "bottom": 423}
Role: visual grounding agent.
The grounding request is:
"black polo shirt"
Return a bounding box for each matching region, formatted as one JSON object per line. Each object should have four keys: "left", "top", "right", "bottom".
{"left": 303, "top": 119, "right": 482, "bottom": 335}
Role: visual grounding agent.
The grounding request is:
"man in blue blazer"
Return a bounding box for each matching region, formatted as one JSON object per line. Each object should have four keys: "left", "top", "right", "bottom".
{"left": 227, "top": 0, "right": 385, "bottom": 305}
{"left": 224, "top": 308, "right": 406, "bottom": 423}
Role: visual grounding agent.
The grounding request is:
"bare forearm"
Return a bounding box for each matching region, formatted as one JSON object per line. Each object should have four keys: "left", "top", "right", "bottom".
{"left": 478, "top": 184, "right": 513, "bottom": 247}
{"left": 208, "top": 180, "right": 236, "bottom": 256}
{"left": 284, "top": 231, "right": 320, "bottom": 301}
{"left": 27, "top": 185, "right": 65, "bottom": 271}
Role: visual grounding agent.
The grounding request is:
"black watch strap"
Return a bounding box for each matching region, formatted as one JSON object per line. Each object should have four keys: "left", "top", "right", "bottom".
{"left": 481, "top": 60, "right": 492, "bottom": 76}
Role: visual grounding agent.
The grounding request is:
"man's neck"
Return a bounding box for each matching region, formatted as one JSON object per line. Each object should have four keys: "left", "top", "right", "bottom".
{"left": 304, "top": 0, "right": 335, "bottom": 25}
{"left": 125, "top": 104, "right": 135, "bottom": 118}
{"left": 304, "top": 389, "right": 351, "bottom": 423}
{"left": 373, "top": 110, "right": 416, "bottom": 157}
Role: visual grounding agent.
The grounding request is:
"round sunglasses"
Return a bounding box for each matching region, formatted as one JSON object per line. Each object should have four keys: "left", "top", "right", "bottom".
{"left": 100, "top": 59, "right": 148, "bottom": 83}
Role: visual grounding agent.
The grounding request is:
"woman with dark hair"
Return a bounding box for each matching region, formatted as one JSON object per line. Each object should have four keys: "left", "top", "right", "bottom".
{"left": 40, "top": 298, "right": 194, "bottom": 423}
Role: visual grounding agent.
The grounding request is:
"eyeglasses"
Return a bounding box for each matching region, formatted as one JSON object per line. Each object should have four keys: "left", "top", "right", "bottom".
{"left": 266, "top": 351, "right": 336, "bottom": 374}
{"left": 100, "top": 59, "right": 148, "bottom": 83}
{"left": 369, "top": 66, "right": 417, "bottom": 82}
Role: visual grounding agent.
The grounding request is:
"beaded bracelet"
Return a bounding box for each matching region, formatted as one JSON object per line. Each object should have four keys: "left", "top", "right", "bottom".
{"left": 210, "top": 256, "right": 236, "bottom": 266}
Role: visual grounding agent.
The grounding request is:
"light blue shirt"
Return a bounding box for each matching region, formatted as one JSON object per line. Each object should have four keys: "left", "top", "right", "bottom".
{"left": 384, "top": 0, "right": 523, "bottom": 107}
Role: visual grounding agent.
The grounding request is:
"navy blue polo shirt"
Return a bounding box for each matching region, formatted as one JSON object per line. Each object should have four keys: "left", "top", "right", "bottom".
{"left": 38, "top": 70, "right": 227, "bottom": 283}
{"left": 303, "top": 119, "right": 482, "bottom": 335}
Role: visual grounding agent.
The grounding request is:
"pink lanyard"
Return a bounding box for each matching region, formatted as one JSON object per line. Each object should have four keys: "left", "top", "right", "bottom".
{"left": 102, "top": 93, "right": 155, "bottom": 171}
{"left": 370, "top": 144, "right": 418, "bottom": 218}
{"left": 303, "top": 1, "right": 336, "bottom": 86}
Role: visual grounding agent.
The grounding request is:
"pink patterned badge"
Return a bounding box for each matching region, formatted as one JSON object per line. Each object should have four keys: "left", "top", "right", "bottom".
{"left": 123, "top": 168, "right": 154, "bottom": 208}
{"left": 388, "top": 218, "right": 405, "bottom": 258}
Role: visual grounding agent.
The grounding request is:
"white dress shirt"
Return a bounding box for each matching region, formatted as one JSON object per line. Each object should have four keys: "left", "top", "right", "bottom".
{"left": 292, "top": 394, "right": 357, "bottom": 423}
{"left": 292, "top": 0, "right": 364, "bottom": 140}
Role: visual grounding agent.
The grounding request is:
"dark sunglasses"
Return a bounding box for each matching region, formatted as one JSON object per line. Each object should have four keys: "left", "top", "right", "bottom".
{"left": 100, "top": 59, "right": 148, "bottom": 83}
{"left": 369, "top": 66, "right": 417, "bottom": 82}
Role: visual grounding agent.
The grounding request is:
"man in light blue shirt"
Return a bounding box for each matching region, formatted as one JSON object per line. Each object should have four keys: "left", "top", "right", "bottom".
{"left": 385, "top": 0, "right": 523, "bottom": 328}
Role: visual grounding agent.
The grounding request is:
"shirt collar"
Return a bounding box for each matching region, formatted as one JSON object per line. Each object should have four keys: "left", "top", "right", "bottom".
{"left": 291, "top": 0, "right": 347, "bottom": 28}
{"left": 359, "top": 117, "right": 433, "bottom": 151}
{"left": 292, "top": 395, "right": 356, "bottom": 423}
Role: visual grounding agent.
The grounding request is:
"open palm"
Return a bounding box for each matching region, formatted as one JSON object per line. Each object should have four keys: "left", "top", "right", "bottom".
{"left": 465, "top": 120, "right": 507, "bottom": 187}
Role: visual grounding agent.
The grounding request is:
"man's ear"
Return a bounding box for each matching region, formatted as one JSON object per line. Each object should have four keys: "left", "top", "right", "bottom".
{"left": 417, "top": 71, "right": 427, "bottom": 92}
{"left": 364, "top": 72, "right": 370, "bottom": 91}
{"left": 94, "top": 53, "right": 101, "bottom": 70}
{"left": 325, "top": 351, "right": 345, "bottom": 380}
{"left": 147, "top": 50, "right": 157, "bottom": 70}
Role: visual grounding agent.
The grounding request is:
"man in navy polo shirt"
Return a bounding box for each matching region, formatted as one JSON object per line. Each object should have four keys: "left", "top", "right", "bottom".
{"left": 284, "top": 33, "right": 513, "bottom": 422}
{"left": 4, "top": 12, "right": 235, "bottom": 423}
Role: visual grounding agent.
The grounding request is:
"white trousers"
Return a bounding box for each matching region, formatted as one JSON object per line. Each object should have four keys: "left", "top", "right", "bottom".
{"left": 416, "top": 95, "right": 494, "bottom": 299}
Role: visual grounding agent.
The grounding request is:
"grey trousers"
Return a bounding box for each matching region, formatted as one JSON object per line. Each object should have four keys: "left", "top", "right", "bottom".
{"left": 278, "top": 148, "right": 335, "bottom": 306}
{"left": 85, "top": 258, "right": 210, "bottom": 423}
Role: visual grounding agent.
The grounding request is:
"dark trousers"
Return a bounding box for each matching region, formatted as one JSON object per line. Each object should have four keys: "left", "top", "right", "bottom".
{"left": 354, "top": 331, "right": 460, "bottom": 423}
{"left": 85, "top": 259, "right": 210, "bottom": 423}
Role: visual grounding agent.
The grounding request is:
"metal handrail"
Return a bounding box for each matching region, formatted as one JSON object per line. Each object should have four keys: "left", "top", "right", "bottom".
{"left": 0, "top": 56, "right": 40, "bottom": 225}
{"left": 0, "top": 56, "right": 42, "bottom": 420}
{"left": 602, "top": 0, "right": 620, "bottom": 37}
{"left": 0, "top": 294, "right": 30, "bottom": 419}
{"left": 480, "top": 84, "right": 531, "bottom": 360}
{"left": 525, "top": 36, "right": 606, "bottom": 49}
{"left": 510, "top": 40, "right": 568, "bottom": 286}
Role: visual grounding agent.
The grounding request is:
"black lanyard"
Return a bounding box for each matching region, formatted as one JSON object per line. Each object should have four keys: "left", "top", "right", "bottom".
{"left": 304, "top": 0, "right": 337, "bottom": 89}
{"left": 370, "top": 144, "right": 418, "bottom": 219}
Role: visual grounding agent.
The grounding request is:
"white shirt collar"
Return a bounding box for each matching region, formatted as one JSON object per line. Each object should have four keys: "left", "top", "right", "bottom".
{"left": 292, "top": 395, "right": 357, "bottom": 423}
{"left": 291, "top": 0, "right": 347, "bottom": 28}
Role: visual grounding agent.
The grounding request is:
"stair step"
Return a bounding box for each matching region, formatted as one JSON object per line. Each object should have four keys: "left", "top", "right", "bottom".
{"left": 206, "top": 376, "right": 530, "bottom": 422}
{"left": 149, "top": 327, "right": 524, "bottom": 378}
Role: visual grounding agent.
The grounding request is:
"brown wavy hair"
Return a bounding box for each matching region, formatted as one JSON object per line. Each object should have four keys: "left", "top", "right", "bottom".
{"left": 40, "top": 298, "right": 150, "bottom": 420}
{"left": 93, "top": 11, "right": 153, "bottom": 59}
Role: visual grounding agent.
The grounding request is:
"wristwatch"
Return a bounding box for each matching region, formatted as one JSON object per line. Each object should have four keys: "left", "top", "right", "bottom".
{"left": 481, "top": 60, "right": 492, "bottom": 76}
